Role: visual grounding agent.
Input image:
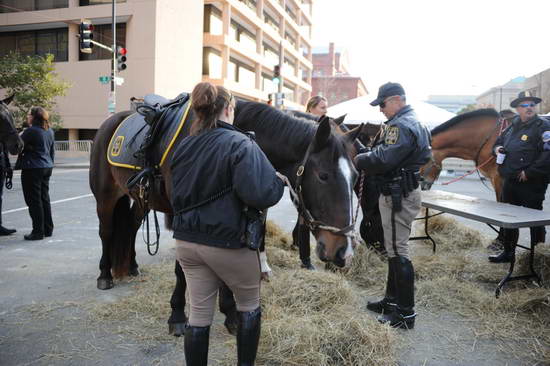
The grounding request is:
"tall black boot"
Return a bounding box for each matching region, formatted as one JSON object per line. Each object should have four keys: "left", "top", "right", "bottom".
{"left": 237, "top": 307, "right": 261, "bottom": 366}
{"left": 489, "top": 231, "right": 515, "bottom": 263}
{"left": 366, "top": 260, "right": 396, "bottom": 314}
{"left": 184, "top": 325, "right": 210, "bottom": 366}
{"left": 378, "top": 256, "right": 416, "bottom": 329}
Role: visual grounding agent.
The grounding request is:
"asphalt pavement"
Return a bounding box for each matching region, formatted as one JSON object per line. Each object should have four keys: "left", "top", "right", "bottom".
{"left": 0, "top": 166, "right": 548, "bottom": 365}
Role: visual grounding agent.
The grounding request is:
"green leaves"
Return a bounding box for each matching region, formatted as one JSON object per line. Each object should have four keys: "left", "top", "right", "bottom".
{"left": 0, "top": 52, "right": 71, "bottom": 128}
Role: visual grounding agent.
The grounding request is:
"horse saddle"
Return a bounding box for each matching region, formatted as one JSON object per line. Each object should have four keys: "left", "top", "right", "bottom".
{"left": 107, "top": 93, "right": 191, "bottom": 170}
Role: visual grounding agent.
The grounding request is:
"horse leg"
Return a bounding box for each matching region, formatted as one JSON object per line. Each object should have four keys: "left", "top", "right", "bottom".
{"left": 219, "top": 283, "right": 237, "bottom": 335}
{"left": 96, "top": 195, "right": 120, "bottom": 290}
{"left": 168, "top": 259, "right": 188, "bottom": 336}
{"left": 128, "top": 201, "right": 146, "bottom": 277}
{"left": 292, "top": 216, "right": 314, "bottom": 270}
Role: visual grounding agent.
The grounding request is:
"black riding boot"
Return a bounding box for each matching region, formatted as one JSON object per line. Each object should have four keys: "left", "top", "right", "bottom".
{"left": 237, "top": 307, "right": 261, "bottom": 366}
{"left": 366, "top": 260, "right": 396, "bottom": 314}
{"left": 184, "top": 325, "right": 210, "bottom": 366}
{"left": 488, "top": 239, "right": 515, "bottom": 263}
{"left": 378, "top": 256, "right": 416, "bottom": 330}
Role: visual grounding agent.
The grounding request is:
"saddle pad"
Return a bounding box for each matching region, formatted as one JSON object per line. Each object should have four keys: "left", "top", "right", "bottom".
{"left": 107, "top": 99, "right": 192, "bottom": 170}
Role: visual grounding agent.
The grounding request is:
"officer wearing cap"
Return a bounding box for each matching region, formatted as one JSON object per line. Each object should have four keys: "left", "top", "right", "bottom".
{"left": 489, "top": 91, "right": 550, "bottom": 263}
{"left": 354, "top": 82, "right": 431, "bottom": 329}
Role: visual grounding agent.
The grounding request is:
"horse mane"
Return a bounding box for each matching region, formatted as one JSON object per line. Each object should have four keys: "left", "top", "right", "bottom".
{"left": 235, "top": 101, "right": 317, "bottom": 150}
{"left": 431, "top": 108, "right": 499, "bottom": 136}
{"left": 286, "top": 110, "right": 319, "bottom": 122}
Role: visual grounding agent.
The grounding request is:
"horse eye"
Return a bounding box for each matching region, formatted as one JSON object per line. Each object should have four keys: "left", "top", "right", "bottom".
{"left": 319, "top": 172, "right": 329, "bottom": 181}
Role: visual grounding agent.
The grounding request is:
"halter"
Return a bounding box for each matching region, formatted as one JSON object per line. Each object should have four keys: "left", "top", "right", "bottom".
{"left": 281, "top": 138, "right": 362, "bottom": 241}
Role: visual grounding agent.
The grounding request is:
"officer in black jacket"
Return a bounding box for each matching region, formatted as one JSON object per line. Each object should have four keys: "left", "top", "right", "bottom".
{"left": 171, "top": 82, "right": 284, "bottom": 366}
{"left": 0, "top": 141, "right": 15, "bottom": 235}
{"left": 355, "top": 82, "right": 431, "bottom": 330}
{"left": 489, "top": 91, "right": 550, "bottom": 263}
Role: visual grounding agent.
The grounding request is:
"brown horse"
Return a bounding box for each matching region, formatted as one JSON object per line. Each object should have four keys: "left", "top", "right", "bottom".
{"left": 0, "top": 95, "right": 24, "bottom": 155}
{"left": 420, "top": 109, "right": 505, "bottom": 198}
{"left": 89, "top": 98, "right": 362, "bottom": 331}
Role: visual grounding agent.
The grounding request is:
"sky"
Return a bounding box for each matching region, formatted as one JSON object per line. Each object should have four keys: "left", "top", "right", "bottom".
{"left": 312, "top": 0, "right": 550, "bottom": 100}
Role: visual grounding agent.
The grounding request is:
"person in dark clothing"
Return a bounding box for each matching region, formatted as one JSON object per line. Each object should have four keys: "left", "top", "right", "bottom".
{"left": 355, "top": 82, "right": 432, "bottom": 330}
{"left": 171, "top": 82, "right": 284, "bottom": 366}
{"left": 0, "top": 141, "right": 15, "bottom": 235}
{"left": 489, "top": 91, "right": 550, "bottom": 263}
{"left": 20, "top": 107, "right": 55, "bottom": 241}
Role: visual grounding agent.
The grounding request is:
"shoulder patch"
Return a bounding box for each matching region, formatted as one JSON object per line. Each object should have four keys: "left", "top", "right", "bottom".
{"left": 385, "top": 126, "right": 399, "bottom": 145}
{"left": 542, "top": 130, "right": 550, "bottom": 143}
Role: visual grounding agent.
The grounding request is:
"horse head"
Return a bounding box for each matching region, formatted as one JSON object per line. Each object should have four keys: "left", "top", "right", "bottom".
{"left": 0, "top": 95, "right": 24, "bottom": 155}
{"left": 295, "top": 116, "right": 361, "bottom": 267}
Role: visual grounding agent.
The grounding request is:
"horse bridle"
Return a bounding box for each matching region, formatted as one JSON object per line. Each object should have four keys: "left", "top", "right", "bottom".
{"left": 282, "top": 138, "right": 360, "bottom": 240}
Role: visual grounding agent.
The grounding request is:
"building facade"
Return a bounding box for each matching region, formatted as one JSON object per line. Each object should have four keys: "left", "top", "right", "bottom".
{"left": 476, "top": 76, "right": 525, "bottom": 112}
{"left": 311, "top": 42, "right": 367, "bottom": 107}
{"left": 0, "top": 0, "right": 314, "bottom": 139}
{"left": 523, "top": 68, "right": 550, "bottom": 114}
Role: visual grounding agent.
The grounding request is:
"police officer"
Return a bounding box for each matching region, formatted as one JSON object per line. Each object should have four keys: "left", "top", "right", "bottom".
{"left": 489, "top": 91, "right": 550, "bottom": 263}
{"left": 355, "top": 82, "right": 431, "bottom": 329}
{"left": 0, "top": 141, "right": 15, "bottom": 236}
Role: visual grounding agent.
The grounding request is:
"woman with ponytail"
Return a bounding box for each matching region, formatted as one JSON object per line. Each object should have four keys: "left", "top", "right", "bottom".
{"left": 20, "top": 106, "right": 55, "bottom": 240}
{"left": 171, "top": 82, "right": 284, "bottom": 366}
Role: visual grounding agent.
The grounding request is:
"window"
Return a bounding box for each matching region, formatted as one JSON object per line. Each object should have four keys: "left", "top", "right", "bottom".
{"left": 203, "top": 47, "right": 222, "bottom": 79}
{"left": 0, "top": 0, "right": 68, "bottom": 12}
{"left": 79, "top": 23, "right": 126, "bottom": 61}
{"left": 263, "top": 12, "right": 280, "bottom": 33}
{"left": 0, "top": 28, "right": 68, "bottom": 61}
{"left": 80, "top": 0, "right": 125, "bottom": 5}
{"left": 204, "top": 5, "right": 223, "bottom": 35}
{"left": 231, "top": 21, "right": 256, "bottom": 53}
{"left": 237, "top": 0, "right": 256, "bottom": 12}
{"left": 263, "top": 44, "right": 278, "bottom": 67}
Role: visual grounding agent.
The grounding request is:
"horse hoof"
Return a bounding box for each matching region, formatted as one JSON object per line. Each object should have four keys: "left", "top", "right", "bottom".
{"left": 128, "top": 267, "right": 140, "bottom": 277}
{"left": 168, "top": 322, "right": 186, "bottom": 337}
{"left": 97, "top": 278, "right": 114, "bottom": 290}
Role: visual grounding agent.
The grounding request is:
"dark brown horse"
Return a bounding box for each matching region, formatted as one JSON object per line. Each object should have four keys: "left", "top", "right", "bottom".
{"left": 0, "top": 95, "right": 24, "bottom": 155}
{"left": 420, "top": 109, "right": 504, "bottom": 197}
{"left": 89, "top": 99, "right": 362, "bottom": 332}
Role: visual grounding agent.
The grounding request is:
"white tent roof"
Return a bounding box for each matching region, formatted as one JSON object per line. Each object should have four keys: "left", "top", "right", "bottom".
{"left": 328, "top": 96, "right": 456, "bottom": 129}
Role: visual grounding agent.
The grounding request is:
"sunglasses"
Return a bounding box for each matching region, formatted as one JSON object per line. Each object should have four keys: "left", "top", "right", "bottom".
{"left": 518, "top": 103, "right": 536, "bottom": 108}
{"left": 380, "top": 96, "right": 397, "bottom": 109}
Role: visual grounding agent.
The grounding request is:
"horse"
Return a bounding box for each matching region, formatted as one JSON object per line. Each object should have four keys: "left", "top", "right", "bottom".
{"left": 419, "top": 109, "right": 507, "bottom": 243}
{"left": 89, "top": 98, "right": 362, "bottom": 334}
{"left": 0, "top": 95, "right": 24, "bottom": 155}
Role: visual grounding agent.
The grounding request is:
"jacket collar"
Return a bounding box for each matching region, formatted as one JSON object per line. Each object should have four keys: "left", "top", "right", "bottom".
{"left": 512, "top": 114, "right": 540, "bottom": 127}
{"left": 216, "top": 120, "right": 237, "bottom": 131}
{"left": 385, "top": 105, "right": 413, "bottom": 124}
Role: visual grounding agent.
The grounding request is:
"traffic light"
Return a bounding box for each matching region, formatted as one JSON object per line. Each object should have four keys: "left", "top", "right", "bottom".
{"left": 116, "top": 46, "right": 127, "bottom": 72}
{"left": 79, "top": 19, "right": 94, "bottom": 54}
{"left": 273, "top": 64, "right": 281, "bottom": 84}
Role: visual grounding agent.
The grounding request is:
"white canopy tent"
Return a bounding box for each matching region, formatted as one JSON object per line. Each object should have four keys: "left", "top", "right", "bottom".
{"left": 327, "top": 96, "right": 457, "bottom": 129}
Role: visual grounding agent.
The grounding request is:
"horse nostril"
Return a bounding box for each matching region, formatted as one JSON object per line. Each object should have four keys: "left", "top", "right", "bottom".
{"left": 316, "top": 241, "right": 327, "bottom": 261}
{"left": 336, "top": 246, "right": 347, "bottom": 260}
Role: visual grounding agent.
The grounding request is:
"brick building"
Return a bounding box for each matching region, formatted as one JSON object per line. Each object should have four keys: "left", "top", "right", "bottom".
{"left": 311, "top": 42, "right": 367, "bottom": 107}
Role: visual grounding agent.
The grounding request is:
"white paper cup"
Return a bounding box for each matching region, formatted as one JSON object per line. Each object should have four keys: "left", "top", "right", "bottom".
{"left": 496, "top": 152, "right": 506, "bottom": 164}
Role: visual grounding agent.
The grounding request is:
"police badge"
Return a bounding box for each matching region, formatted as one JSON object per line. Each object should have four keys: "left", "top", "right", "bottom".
{"left": 385, "top": 126, "right": 399, "bottom": 145}
{"left": 543, "top": 131, "right": 550, "bottom": 151}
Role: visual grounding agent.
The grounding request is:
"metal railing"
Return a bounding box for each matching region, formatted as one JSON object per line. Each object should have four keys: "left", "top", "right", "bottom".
{"left": 54, "top": 140, "right": 93, "bottom": 153}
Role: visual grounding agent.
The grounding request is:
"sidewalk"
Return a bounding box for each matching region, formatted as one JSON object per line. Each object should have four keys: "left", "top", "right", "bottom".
{"left": 54, "top": 155, "right": 90, "bottom": 169}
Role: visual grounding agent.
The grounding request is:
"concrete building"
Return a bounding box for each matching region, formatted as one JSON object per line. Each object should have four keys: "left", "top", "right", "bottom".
{"left": 425, "top": 95, "right": 477, "bottom": 114}
{"left": 523, "top": 68, "right": 550, "bottom": 114}
{"left": 311, "top": 42, "right": 367, "bottom": 107}
{"left": 476, "top": 76, "right": 525, "bottom": 112}
{"left": 0, "top": 0, "right": 314, "bottom": 139}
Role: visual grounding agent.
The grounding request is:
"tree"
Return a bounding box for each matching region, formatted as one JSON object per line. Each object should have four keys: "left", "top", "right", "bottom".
{"left": 0, "top": 52, "right": 71, "bottom": 128}
{"left": 457, "top": 103, "right": 478, "bottom": 115}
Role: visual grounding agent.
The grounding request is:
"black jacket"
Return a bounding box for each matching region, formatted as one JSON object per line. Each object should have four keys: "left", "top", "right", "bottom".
{"left": 494, "top": 115, "right": 550, "bottom": 181}
{"left": 355, "top": 105, "right": 432, "bottom": 176}
{"left": 171, "top": 121, "right": 284, "bottom": 249}
{"left": 20, "top": 126, "right": 55, "bottom": 169}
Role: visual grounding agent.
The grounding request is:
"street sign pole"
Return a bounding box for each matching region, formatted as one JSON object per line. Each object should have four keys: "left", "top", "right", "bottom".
{"left": 110, "top": 0, "right": 116, "bottom": 114}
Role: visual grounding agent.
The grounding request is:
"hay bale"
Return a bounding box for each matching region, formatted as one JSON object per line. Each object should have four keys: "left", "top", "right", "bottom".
{"left": 516, "top": 245, "right": 550, "bottom": 288}
{"left": 341, "top": 244, "right": 386, "bottom": 288}
{"left": 266, "top": 220, "right": 294, "bottom": 251}
{"left": 267, "top": 247, "right": 301, "bottom": 269}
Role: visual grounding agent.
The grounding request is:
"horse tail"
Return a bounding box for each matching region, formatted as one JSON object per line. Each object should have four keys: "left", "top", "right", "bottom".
{"left": 111, "top": 195, "right": 133, "bottom": 278}
{"left": 164, "top": 213, "right": 173, "bottom": 231}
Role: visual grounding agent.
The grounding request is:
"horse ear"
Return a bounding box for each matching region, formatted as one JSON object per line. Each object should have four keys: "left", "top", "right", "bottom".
{"left": 313, "top": 116, "right": 331, "bottom": 152}
{"left": 333, "top": 114, "right": 347, "bottom": 126}
{"left": 2, "top": 94, "right": 14, "bottom": 105}
{"left": 343, "top": 123, "right": 363, "bottom": 145}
